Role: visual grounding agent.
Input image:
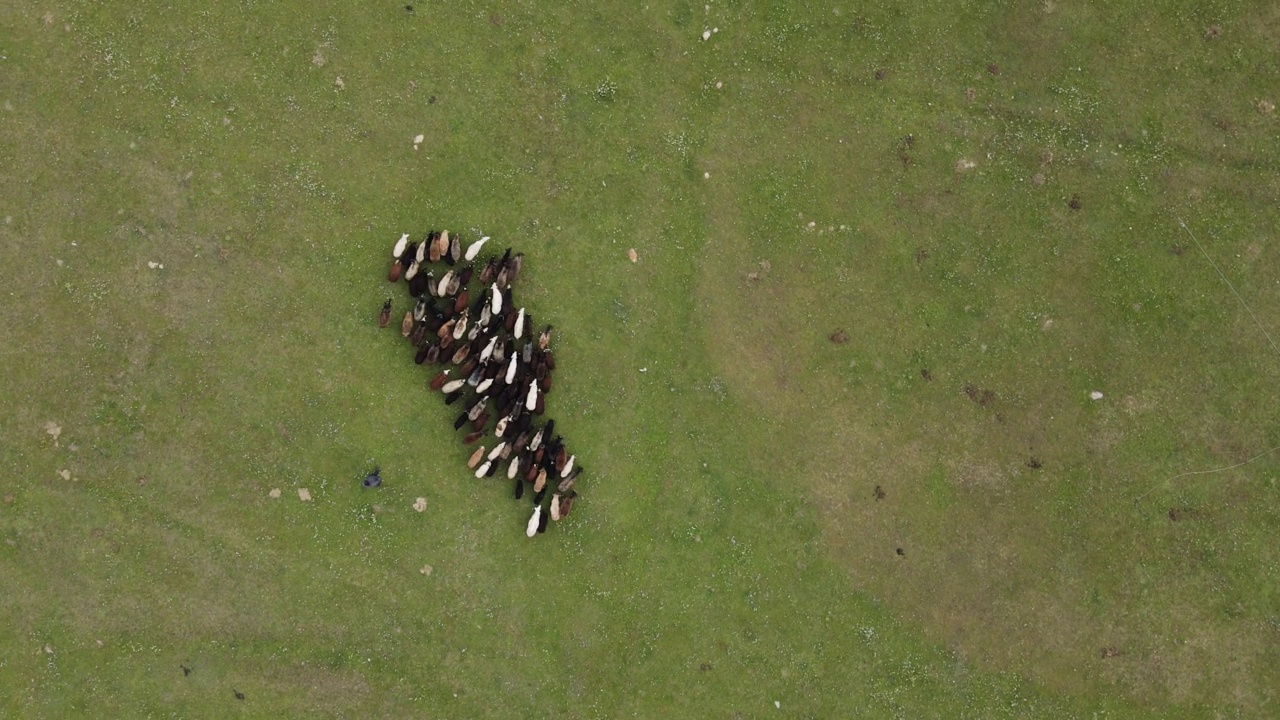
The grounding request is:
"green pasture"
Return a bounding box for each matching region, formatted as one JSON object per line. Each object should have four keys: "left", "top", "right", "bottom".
{"left": 2, "top": 1, "right": 1278, "bottom": 717}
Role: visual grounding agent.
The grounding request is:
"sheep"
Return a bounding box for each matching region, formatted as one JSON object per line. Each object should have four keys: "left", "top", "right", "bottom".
{"left": 487, "top": 442, "right": 506, "bottom": 462}
{"left": 401, "top": 312, "right": 414, "bottom": 337}
{"left": 507, "top": 455, "right": 521, "bottom": 480}
{"left": 522, "top": 341, "right": 533, "bottom": 363}
{"left": 414, "top": 345, "right": 430, "bottom": 364}
{"left": 537, "top": 501, "right": 549, "bottom": 533}
{"left": 434, "top": 270, "right": 454, "bottom": 298}
{"left": 514, "top": 308, "right": 526, "bottom": 339}
{"left": 478, "top": 303, "right": 492, "bottom": 328}
{"left": 364, "top": 466, "right": 383, "bottom": 489}
{"left": 480, "top": 336, "right": 498, "bottom": 364}
{"left": 560, "top": 454, "right": 576, "bottom": 478}
{"left": 429, "top": 370, "right": 451, "bottom": 391}
{"left": 490, "top": 283, "right": 503, "bottom": 315}
{"left": 445, "top": 272, "right": 461, "bottom": 297}
{"left": 465, "top": 236, "right": 490, "bottom": 262}
{"left": 513, "top": 474, "right": 524, "bottom": 499}
{"left": 470, "top": 413, "right": 490, "bottom": 432}
{"left": 415, "top": 237, "right": 428, "bottom": 264}
{"left": 408, "top": 270, "right": 431, "bottom": 297}
{"left": 494, "top": 416, "right": 509, "bottom": 438}
{"left": 508, "top": 253, "right": 524, "bottom": 283}
{"left": 447, "top": 234, "right": 461, "bottom": 265}
{"left": 453, "top": 290, "right": 469, "bottom": 315}
{"left": 525, "top": 505, "right": 541, "bottom": 537}
{"left": 378, "top": 299, "right": 392, "bottom": 328}
{"left": 533, "top": 485, "right": 547, "bottom": 505}
{"left": 453, "top": 411, "right": 469, "bottom": 431}
{"left": 559, "top": 492, "right": 575, "bottom": 518}
{"left": 557, "top": 467, "right": 580, "bottom": 493}
{"left": 452, "top": 310, "right": 468, "bottom": 340}
{"left": 534, "top": 469, "right": 547, "bottom": 493}
{"left": 555, "top": 446, "right": 567, "bottom": 474}
{"left": 441, "top": 378, "right": 466, "bottom": 394}
{"left": 505, "top": 355, "right": 519, "bottom": 385}
{"left": 405, "top": 259, "right": 421, "bottom": 281}
{"left": 436, "top": 318, "right": 456, "bottom": 341}
{"left": 458, "top": 263, "right": 474, "bottom": 286}
{"left": 475, "top": 377, "right": 494, "bottom": 396}
{"left": 466, "top": 397, "right": 488, "bottom": 422}
{"left": 467, "top": 446, "right": 486, "bottom": 469}
{"left": 538, "top": 325, "right": 554, "bottom": 350}
{"left": 444, "top": 389, "right": 464, "bottom": 405}
{"left": 392, "top": 233, "right": 409, "bottom": 260}
{"left": 474, "top": 460, "right": 492, "bottom": 478}
{"left": 450, "top": 343, "right": 470, "bottom": 365}
{"left": 462, "top": 430, "right": 484, "bottom": 445}
{"left": 529, "top": 426, "right": 545, "bottom": 452}
{"left": 425, "top": 344, "right": 441, "bottom": 363}
{"left": 550, "top": 493, "right": 561, "bottom": 521}
{"left": 526, "top": 379, "right": 539, "bottom": 411}
{"left": 410, "top": 323, "right": 429, "bottom": 347}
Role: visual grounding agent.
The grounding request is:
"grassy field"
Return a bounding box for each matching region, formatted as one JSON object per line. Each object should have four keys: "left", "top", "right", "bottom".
{"left": 2, "top": 1, "right": 1278, "bottom": 717}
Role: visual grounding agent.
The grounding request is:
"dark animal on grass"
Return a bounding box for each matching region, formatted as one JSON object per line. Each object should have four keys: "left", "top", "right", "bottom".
{"left": 415, "top": 345, "right": 431, "bottom": 364}
{"left": 559, "top": 491, "right": 575, "bottom": 518}
{"left": 466, "top": 397, "right": 488, "bottom": 422}
{"left": 436, "top": 318, "right": 456, "bottom": 340}
{"left": 513, "top": 474, "right": 524, "bottom": 499}
{"left": 538, "top": 325, "right": 553, "bottom": 350}
{"left": 444, "top": 389, "right": 464, "bottom": 405}
{"left": 410, "top": 322, "right": 428, "bottom": 347}
{"left": 458, "top": 356, "right": 479, "bottom": 380}
{"left": 555, "top": 446, "right": 567, "bottom": 474}
{"left": 454, "top": 411, "right": 469, "bottom": 431}
{"left": 534, "top": 469, "right": 548, "bottom": 493}
{"left": 466, "top": 364, "right": 484, "bottom": 387}
{"left": 467, "top": 446, "right": 485, "bottom": 469}
{"left": 453, "top": 290, "right": 469, "bottom": 314}
{"left": 378, "top": 299, "right": 392, "bottom": 328}
{"left": 533, "top": 485, "right": 548, "bottom": 507}
{"left": 363, "top": 466, "right": 382, "bottom": 488}
{"left": 479, "top": 256, "right": 498, "bottom": 284}
{"left": 425, "top": 343, "right": 441, "bottom": 363}
{"left": 408, "top": 270, "right": 431, "bottom": 297}
{"left": 463, "top": 430, "right": 484, "bottom": 445}
{"left": 470, "top": 413, "right": 490, "bottom": 432}
{"left": 429, "top": 370, "right": 450, "bottom": 391}
{"left": 485, "top": 460, "right": 499, "bottom": 477}
{"left": 537, "top": 500, "right": 549, "bottom": 533}
{"left": 458, "top": 263, "right": 474, "bottom": 286}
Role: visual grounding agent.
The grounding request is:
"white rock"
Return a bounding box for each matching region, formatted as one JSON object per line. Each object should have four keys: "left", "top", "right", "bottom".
{"left": 298, "top": 487, "right": 312, "bottom": 501}
{"left": 413, "top": 134, "right": 425, "bottom": 145}
{"left": 413, "top": 497, "right": 427, "bottom": 512}
{"left": 1089, "top": 391, "right": 1104, "bottom": 400}
{"left": 702, "top": 29, "right": 711, "bottom": 40}
{"left": 774, "top": 700, "right": 781, "bottom": 709}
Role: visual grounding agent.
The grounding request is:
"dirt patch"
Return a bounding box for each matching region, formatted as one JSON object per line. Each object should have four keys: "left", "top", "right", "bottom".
{"left": 1068, "top": 194, "right": 1083, "bottom": 210}
{"left": 873, "top": 484, "right": 886, "bottom": 500}
{"left": 964, "top": 383, "right": 997, "bottom": 407}
{"left": 1205, "top": 25, "right": 1223, "bottom": 39}
{"left": 829, "top": 329, "right": 850, "bottom": 344}
{"left": 920, "top": 368, "right": 933, "bottom": 381}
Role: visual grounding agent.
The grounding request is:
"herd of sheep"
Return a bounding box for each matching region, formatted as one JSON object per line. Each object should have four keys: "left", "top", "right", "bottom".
{"left": 379, "top": 231, "right": 580, "bottom": 537}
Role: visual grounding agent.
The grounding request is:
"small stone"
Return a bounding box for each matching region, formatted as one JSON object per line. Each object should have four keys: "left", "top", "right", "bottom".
{"left": 147, "top": 261, "right": 159, "bottom": 269}
{"left": 44, "top": 645, "right": 54, "bottom": 655}
{"left": 774, "top": 701, "right": 781, "bottom": 709}
{"left": 702, "top": 29, "right": 711, "bottom": 40}
{"left": 1258, "top": 99, "right": 1275, "bottom": 115}
{"left": 58, "top": 469, "right": 71, "bottom": 480}
{"left": 1089, "top": 391, "right": 1104, "bottom": 400}
{"left": 268, "top": 488, "right": 281, "bottom": 499}
{"left": 627, "top": 248, "right": 638, "bottom": 263}
{"left": 44, "top": 421, "right": 61, "bottom": 440}
{"left": 413, "top": 497, "right": 427, "bottom": 512}
{"left": 413, "top": 133, "right": 425, "bottom": 145}
{"left": 420, "top": 564, "right": 433, "bottom": 575}
{"left": 334, "top": 76, "right": 345, "bottom": 90}
{"left": 298, "top": 487, "right": 312, "bottom": 501}
{"left": 703, "top": 171, "right": 710, "bottom": 179}
{"left": 715, "top": 81, "right": 723, "bottom": 89}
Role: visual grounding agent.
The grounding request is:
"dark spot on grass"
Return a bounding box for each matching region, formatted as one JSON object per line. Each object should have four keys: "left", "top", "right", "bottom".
{"left": 965, "top": 87, "right": 977, "bottom": 102}
{"left": 1100, "top": 647, "right": 1121, "bottom": 659}
{"left": 829, "top": 329, "right": 849, "bottom": 344}
{"left": 1213, "top": 118, "right": 1235, "bottom": 133}
{"left": 234, "top": 690, "right": 245, "bottom": 700}
{"left": 1026, "top": 457, "right": 1042, "bottom": 469}
{"left": 404, "top": 4, "right": 413, "bottom": 12}
{"left": 873, "top": 485, "right": 886, "bottom": 500}
{"left": 1169, "top": 244, "right": 1185, "bottom": 256}
{"left": 987, "top": 63, "right": 1001, "bottom": 75}
{"left": 920, "top": 368, "right": 933, "bottom": 381}
{"left": 490, "top": 13, "right": 504, "bottom": 26}
{"left": 428, "top": 95, "right": 437, "bottom": 105}
{"left": 1068, "top": 194, "right": 1083, "bottom": 210}
{"left": 1168, "top": 508, "right": 1181, "bottom": 522}
{"left": 91, "top": 527, "right": 104, "bottom": 538}
{"left": 700, "top": 662, "right": 712, "bottom": 671}
{"left": 895, "top": 547, "right": 905, "bottom": 556}
{"left": 181, "top": 664, "right": 191, "bottom": 676}
{"left": 1205, "top": 25, "right": 1222, "bottom": 39}
{"left": 964, "top": 383, "right": 996, "bottom": 407}
{"left": 915, "top": 248, "right": 929, "bottom": 263}
{"left": 874, "top": 68, "right": 888, "bottom": 81}
{"left": 2, "top": 494, "right": 12, "bottom": 504}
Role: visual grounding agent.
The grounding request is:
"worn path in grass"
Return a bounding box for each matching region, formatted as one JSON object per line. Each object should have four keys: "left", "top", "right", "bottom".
{"left": 1, "top": 1, "right": 1277, "bottom": 717}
